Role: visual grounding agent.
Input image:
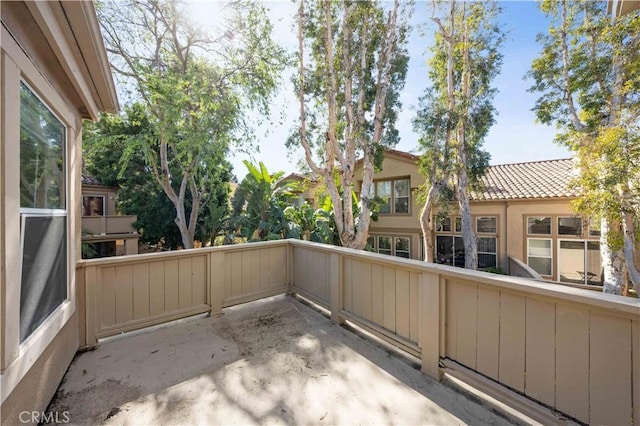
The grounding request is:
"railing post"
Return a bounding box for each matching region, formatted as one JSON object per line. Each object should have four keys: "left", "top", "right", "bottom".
{"left": 329, "top": 252, "right": 345, "bottom": 324}
{"left": 286, "top": 241, "right": 294, "bottom": 292}
{"left": 82, "top": 265, "right": 98, "bottom": 348}
{"left": 419, "top": 271, "right": 443, "bottom": 381}
{"left": 209, "top": 251, "right": 224, "bottom": 315}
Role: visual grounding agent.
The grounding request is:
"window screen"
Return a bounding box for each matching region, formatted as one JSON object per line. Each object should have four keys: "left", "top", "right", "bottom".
{"left": 20, "top": 215, "right": 67, "bottom": 342}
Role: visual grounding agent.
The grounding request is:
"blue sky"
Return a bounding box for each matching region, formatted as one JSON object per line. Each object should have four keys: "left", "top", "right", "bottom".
{"left": 190, "top": 1, "right": 571, "bottom": 179}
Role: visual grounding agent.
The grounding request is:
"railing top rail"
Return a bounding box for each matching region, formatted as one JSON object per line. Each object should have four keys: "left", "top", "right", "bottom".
{"left": 76, "top": 239, "right": 289, "bottom": 268}
{"left": 288, "top": 239, "right": 640, "bottom": 316}
{"left": 76, "top": 238, "right": 638, "bottom": 316}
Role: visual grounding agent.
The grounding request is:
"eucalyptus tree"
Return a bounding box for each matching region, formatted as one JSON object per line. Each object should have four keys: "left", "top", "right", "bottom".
{"left": 415, "top": 0, "right": 502, "bottom": 268}
{"left": 295, "top": 0, "right": 410, "bottom": 249}
{"left": 98, "top": 0, "right": 285, "bottom": 248}
{"left": 528, "top": 0, "right": 640, "bottom": 294}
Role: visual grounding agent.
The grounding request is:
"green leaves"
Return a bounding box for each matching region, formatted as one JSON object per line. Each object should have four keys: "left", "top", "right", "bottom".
{"left": 97, "top": 0, "right": 286, "bottom": 248}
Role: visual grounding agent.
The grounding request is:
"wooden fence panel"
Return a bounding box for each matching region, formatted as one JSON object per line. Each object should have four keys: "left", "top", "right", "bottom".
{"left": 555, "top": 305, "right": 590, "bottom": 423}
{"left": 498, "top": 292, "right": 526, "bottom": 393}
{"left": 524, "top": 298, "right": 555, "bottom": 407}
{"left": 476, "top": 287, "right": 499, "bottom": 378}
{"left": 589, "top": 313, "right": 632, "bottom": 425}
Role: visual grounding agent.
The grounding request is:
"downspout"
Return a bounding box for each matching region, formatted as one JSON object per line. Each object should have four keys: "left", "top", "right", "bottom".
{"left": 504, "top": 201, "right": 509, "bottom": 274}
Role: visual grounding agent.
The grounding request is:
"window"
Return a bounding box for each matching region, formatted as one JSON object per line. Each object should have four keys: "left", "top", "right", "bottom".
{"left": 454, "top": 217, "right": 462, "bottom": 233}
{"left": 394, "top": 180, "right": 409, "bottom": 214}
{"left": 528, "top": 238, "right": 552, "bottom": 276}
{"left": 395, "top": 237, "right": 410, "bottom": 258}
{"left": 588, "top": 219, "right": 601, "bottom": 237}
{"left": 477, "top": 237, "right": 497, "bottom": 269}
{"left": 19, "top": 82, "right": 67, "bottom": 342}
{"left": 370, "top": 235, "right": 411, "bottom": 258}
{"left": 527, "top": 216, "right": 551, "bottom": 235}
{"left": 476, "top": 216, "right": 497, "bottom": 233}
{"left": 436, "top": 216, "right": 451, "bottom": 232}
{"left": 558, "top": 240, "right": 601, "bottom": 285}
{"left": 370, "top": 178, "right": 410, "bottom": 215}
{"left": 436, "top": 235, "right": 465, "bottom": 267}
{"left": 82, "top": 196, "right": 105, "bottom": 216}
{"left": 435, "top": 215, "right": 497, "bottom": 268}
{"left": 378, "top": 236, "right": 392, "bottom": 255}
{"left": 558, "top": 217, "right": 583, "bottom": 236}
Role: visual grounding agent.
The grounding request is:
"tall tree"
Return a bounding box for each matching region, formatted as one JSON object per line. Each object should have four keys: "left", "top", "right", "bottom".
{"left": 295, "top": 0, "right": 410, "bottom": 249}
{"left": 414, "top": 0, "right": 502, "bottom": 267}
{"left": 528, "top": 0, "right": 640, "bottom": 294}
{"left": 98, "top": 0, "right": 285, "bottom": 248}
{"left": 84, "top": 105, "right": 232, "bottom": 249}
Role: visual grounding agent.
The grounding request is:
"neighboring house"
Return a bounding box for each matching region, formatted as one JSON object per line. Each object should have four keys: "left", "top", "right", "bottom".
{"left": 1, "top": 1, "right": 118, "bottom": 422}
{"left": 280, "top": 172, "right": 320, "bottom": 208}
{"left": 351, "top": 150, "right": 605, "bottom": 288}
{"left": 81, "top": 174, "right": 139, "bottom": 257}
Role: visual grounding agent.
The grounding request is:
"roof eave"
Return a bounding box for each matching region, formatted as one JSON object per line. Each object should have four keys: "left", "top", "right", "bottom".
{"left": 25, "top": 1, "right": 119, "bottom": 120}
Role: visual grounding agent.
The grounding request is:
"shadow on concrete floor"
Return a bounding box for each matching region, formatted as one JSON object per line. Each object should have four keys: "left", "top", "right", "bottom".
{"left": 47, "top": 295, "right": 525, "bottom": 425}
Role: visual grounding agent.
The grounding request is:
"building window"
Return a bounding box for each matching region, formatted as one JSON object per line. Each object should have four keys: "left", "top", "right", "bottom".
{"left": 370, "top": 178, "right": 410, "bottom": 215}
{"left": 395, "top": 237, "right": 410, "bottom": 258}
{"left": 370, "top": 235, "right": 411, "bottom": 258}
{"left": 558, "top": 240, "right": 602, "bottom": 285}
{"left": 19, "top": 82, "right": 67, "bottom": 342}
{"left": 528, "top": 238, "right": 552, "bottom": 276}
{"left": 476, "top": 216, "right": 497, "bottom": 233}
{"left": 394, "top": 180, "right": 409, "bottom": 214}
{"left": 454, "top": 216, "right": 462, "bottom": 233}
{"left": 558, "top": 217, "right": 583, "bottom": 236}
{"left": 436, "top": 235, "right": 465, "bottom": 267}
{"left": 477, "top": 237, "right": 497, "bottom": 269}
{"left": 83, "top": 195, "right": 105, "bottom": 216}
{"left": 588, "top": 219, "right": 601, "bottom": 237}
{"left": 378, "top": 236, "right": 392, "bottom": 255}
{"left": 436, "top": 216, "right": 451, "bottom": 232}
{"left": 527, "top": 216, "right": 551, "bottom": 235}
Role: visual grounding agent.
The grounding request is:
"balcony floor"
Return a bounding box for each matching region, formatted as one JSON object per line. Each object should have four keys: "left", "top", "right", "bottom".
{"left": 48, "top": 295, "right": 524, "bottom": 425}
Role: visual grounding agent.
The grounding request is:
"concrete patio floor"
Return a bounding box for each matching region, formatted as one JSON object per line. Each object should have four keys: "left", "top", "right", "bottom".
{"left": 47, "top": 295, "right": 532, "bottom": 425}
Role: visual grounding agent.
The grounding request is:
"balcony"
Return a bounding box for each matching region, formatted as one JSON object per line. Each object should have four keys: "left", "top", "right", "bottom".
{"left": 60, "top": 240, "right": 638, "bottom": 424}
{"left": 81, "top": 215, "right": 138, "bottom": 237}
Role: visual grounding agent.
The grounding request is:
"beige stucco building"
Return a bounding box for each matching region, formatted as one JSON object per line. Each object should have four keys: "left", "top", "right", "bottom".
{"left": 351, "top": 150, "right": 604, "bottom": 289}
{"left": 1, "top": 1, "right": 118, "bottom": 421}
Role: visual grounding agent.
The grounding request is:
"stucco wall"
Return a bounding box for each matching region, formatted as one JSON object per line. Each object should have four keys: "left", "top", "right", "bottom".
{"left": 1, "top": 314, "right": 79, "bottom": 425}
{"left": 0, "top": 1, "right": 108, "bottom": 419}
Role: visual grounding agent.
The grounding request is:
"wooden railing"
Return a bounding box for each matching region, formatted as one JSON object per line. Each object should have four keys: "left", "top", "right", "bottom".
{"left": 76, "top": 240, "right": 289, "bottom": 347}
{"left": 81, "top": 215, "right": 137, "bottom": 235}
{"left": 77, "top": 239, "right": 640, "bottom": 425}
{"left": 288, "top": 240, "right": 640, "bottom": 426}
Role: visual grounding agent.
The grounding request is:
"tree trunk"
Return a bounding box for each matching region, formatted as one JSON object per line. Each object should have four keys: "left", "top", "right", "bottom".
{"left": 420, "top": 181, "right": 443, "bottom": 262}
{"left": 601, "top": 217, "right": 624, "bottom": 294}
{"left": 457, "top": 168, "right": 477, "bottom": 270}
{"left": 622, "top": 204, "right": 640, "bottom": 293}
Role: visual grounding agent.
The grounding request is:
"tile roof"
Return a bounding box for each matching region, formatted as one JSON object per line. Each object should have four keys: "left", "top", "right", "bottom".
{"left": 471, "top": 158, "right": 578, "bottom": 201}
{"left": 82, "top": 173, "right": 101, "bottom": 186}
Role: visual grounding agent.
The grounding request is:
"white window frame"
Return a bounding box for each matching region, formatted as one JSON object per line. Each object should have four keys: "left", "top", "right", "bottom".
{"left": 477, "top": 236, "right": 497, "bottom": 269}
{"left": 557, "top": 239, "right": 602, "bottom": 286}
{"left": 371, "top": 178, "right": 411, "bottom": 215}
{"left": 527, "top": 238, "right": 553, "bottom": 277}
{"left": 1, "top": 27, "right": 77, "bottom": 393}
{"left": 370, "top": 235, "right": 411, "bottom": 258}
